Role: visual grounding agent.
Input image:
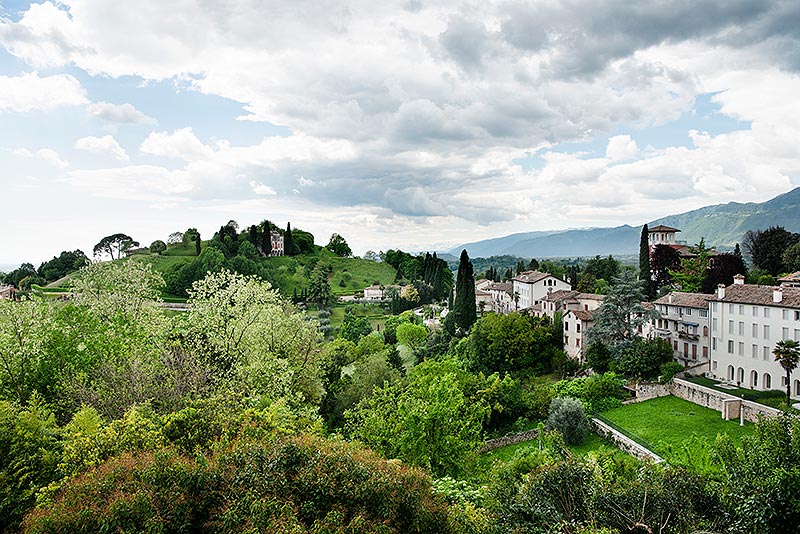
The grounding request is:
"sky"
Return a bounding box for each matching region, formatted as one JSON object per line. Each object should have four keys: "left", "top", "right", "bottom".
{"left": 2, "top": 0, "right": 800, "bottom": 266}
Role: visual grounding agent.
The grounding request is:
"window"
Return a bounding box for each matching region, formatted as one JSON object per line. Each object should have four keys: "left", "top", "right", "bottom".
{"left": 764, "top": 307, "right": 770, "bottom": 318}
{"left": 738, "top": 368, "right": 745, "bottom": 383}
{"left": 564, "top": 322, "right": 569, "bottom": 331}
{"left": 784, "top": 309, "right": 791, "bottom": 320}
{"left": 728, "top": 340, "right": 734, "bottom": 353}
{"left": 752, "top": 323, "right": 758, "bottom": 337}
{"left": 699, "top": 309, "right": 708, "bottom": 318}
{"left": 576, "top": 338, "right": 580, "bottom": 348}
{"left": 764, "top": 346, "right": 770, "bottom": 360}
{"left": 738, "top": 342, "right": 744, "bottom": 355}
{"left": 752, "top": 344, "right": 758, "bottom": 359}
{"left": 739, "top": 321, "right": 744, "bottom": 335}
{"left": 784, "top": 327, "right": 790, "bottom": 340}
{"left": 764, "top": 325, "right": 771, "bottom": 340}
{"left": 576, "top": 323, "right": 581, "bottom": 333}
{"left": 739, "top": 305, "right": 745, "bottom": 315}
{"left": 751, "top": 370, "right": 758, "bottom": 388}
{"left": 703, "top": 346, "right": 708, "bottom": 358}
{"left": 712, "top": 318, "right": 718, "bottom": 331}
{"left": 728, "top": 320, "right": 734, "bottom": 334}
{"left": 727, "top": 365, "right": 734, "bottom": 381}
{"left": 703, "top": 326, "right": 708, "bottom": 337}
{"left": 729, "top": 304, "right": 734, "bottom": 314}
{"left": 753, "top": 306, "right": 759, "bottom": 317}
{"left": 765, "top": 373, "right": 772, "bottom": 389}
{"left": 686, "top": 308, "right": 692, "bottom": 316}
{"left": 795, "top": 310, "right": 800, "bottom": 321}
{"left": 712, "top": 302, "right": 718, "bottom": 312}
{"left": 795, "top": 329, "right": 800, "bottom": 341}
{"left": 674, "top": 340, "right": 678, "bottom": 350}
{"left": 712, "top": 337, "right": 717, "bottom": 350}
{"left": 565, "top": 335, "right": 569, "bottom": 346}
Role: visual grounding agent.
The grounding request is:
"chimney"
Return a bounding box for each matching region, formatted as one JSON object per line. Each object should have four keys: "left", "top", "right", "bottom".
{"left": 774, "top": 287, "right": 783, "bottom": 303}
{"left": 717, "top": 284, "right": 726, "bottom": 299}
{"left": 733, "top": 274, "right": 745, "bottom": 285}
{"left": 668, "top": 294, "right": 674, "bottom": 304}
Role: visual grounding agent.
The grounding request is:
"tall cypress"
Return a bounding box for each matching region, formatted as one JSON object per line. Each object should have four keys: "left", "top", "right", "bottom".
{"left": 195, "top": 232, "right": 201, "bottom": 256}
{"left": 284, "top": 222, "right": 295, "bottom": 256}
{"left": 451, "top": 249, "right": 477, "bottom": 331}
{"left": 639, "top": 224, "right": 654, "bottom": 299}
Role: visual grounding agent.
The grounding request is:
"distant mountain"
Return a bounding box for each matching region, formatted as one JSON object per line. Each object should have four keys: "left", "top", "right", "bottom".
{"left": 449, "top": 187, "right": 800, "bottom": 258}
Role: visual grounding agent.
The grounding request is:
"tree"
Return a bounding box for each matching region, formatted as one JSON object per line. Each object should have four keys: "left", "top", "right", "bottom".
{"left": 773, "top": 339, "right": 800, "bottom": 407}
{"left": 639, "top": 224, "right": 654, "bottom": 299}
{"left": 260, "top": 220, "right": 272, "bottom": 257}
{"left": 782, "top": 241, "right": 800, "bottom": 273}
{"left": 447, "top": 249, "right": 477, "bottom": 333}
{"left": 149, "top": 240, "right": 166, "bottom": 255}
{"left": 326, "top": 233, "right": 352, "bottom": 257}
{"left": 576, "top": 273, "right": 597, "bottom": 293}
{"left": 167, "top": 231, "right": 184, "bottom": 245}
{"left": 37, "top": 250, "right": 89, "bottom": 282}
{"left": 284, "top": 222, "right": 296, "bottom": 256}
{"left": 703, "top": 251, "right": 747, "bottom": 293}
{"left": 547, "top": 397, "right": 589, "bottom": 445}
{"left": 744, "top": 226, "right": 799, "bottom": 276}
{"left": 396, "top": 322, "right": 428, "bottom": 352}
{"left": 589, "top": 270, "right": 656, "bottom": 349}
{"left": 194, "top": 231, "right": 202, "bottom": 256}
{"left": 648, "top": 244, "right": 680, "bottom": 293}
{"left": 338, "top": 313, "right": 373, "bottom": 344}
{"left": 584, "top": 255, "right": 620, "bottom": 283}
{"left": 308, "top": 263, "right": 333, "bottom": 307}
{"left": 669, "top": 238, "right": 711, "bottom": 293}
{"left": 585, "top": 340, "right": 613, "bottom": 374}
{"left": 93, "top": 233, "right": 139, "bottom": 260}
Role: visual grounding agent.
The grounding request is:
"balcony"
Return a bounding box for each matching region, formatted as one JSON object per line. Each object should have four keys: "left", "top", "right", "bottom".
{"left": 678, "top": 331, "right": 699, "bottom": 341}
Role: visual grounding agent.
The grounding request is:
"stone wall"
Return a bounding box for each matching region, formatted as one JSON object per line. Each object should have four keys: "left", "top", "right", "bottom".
{"left": 480, "top": 428, "right": 539, "bottom": 452}
{"left": 631, "top": 382, "right": 671, "bottom": 403}
{"left": 591, "top": 418, "right": 663, "bottom": 463}
{"left": 670, "top": 378, "right": 782, "bottom": 423}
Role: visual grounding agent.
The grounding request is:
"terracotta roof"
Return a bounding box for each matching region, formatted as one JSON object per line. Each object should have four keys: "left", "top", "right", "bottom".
{"left": 713, "top": 284, "right": 800, "bottom": 308}
{"left": 649, "top": 225, "right": 681, "bottom": 233}
{"left": 641, "top": 302, "right": 656, "bottom": 311}
{"left": 576, "top": 292, "right": 605, "bottom": 301}
{"left": 542, "top": 289, "right": 579, "bottom": 302}
{"left": 653, "top": 292, "right": 713, "bottom": 309}
{"left": 487, "top": 282, "right": 513, "bottom": 293}
{"left": 475, "top": 289, "right": 491, "bottom": 297}
{"left": 567, "top": 309, "right": 594, "bottom": 321}
{"left": 513, "top": 270, "right": 554, "bottom": 283}
{"left": 778, "top": 271, "right": 800, "bottom": 283}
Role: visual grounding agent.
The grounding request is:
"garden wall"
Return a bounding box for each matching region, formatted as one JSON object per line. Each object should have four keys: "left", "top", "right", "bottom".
{"left": 670, "top": 378, "right": 782, "bottom": 423}
{"left": 480, "top": 429, "right": 539, "bottom": 452}
{"left": 591, "top": 418, "right": 663, "bottom": 463}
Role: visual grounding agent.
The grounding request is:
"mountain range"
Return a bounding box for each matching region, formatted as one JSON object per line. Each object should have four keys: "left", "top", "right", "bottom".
{"left": 447, "top": 187, "right": 800, "bottom": 258}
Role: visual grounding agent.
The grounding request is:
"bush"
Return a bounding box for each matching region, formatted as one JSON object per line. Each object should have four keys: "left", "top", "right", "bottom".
{"left": 660, "top": 361, "right": 684, "bottom": 384}
{"left": 547, "top": 397, "right": 589, "bottom": 445}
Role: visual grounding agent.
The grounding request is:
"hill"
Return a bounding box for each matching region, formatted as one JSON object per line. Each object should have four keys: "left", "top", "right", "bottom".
{"left": 449, "top": 186, "right": 800, "bottom": 258}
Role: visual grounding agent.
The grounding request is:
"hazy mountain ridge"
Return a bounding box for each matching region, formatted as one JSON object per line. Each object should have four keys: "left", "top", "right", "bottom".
{"left": 449, "top": 187, "right": 800, "bottom": 258}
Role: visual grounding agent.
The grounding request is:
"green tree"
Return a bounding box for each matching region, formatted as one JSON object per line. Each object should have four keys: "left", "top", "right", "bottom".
{"left": 284, "top": 222, "right": 296, "bottom": 256}
{"left": 669, "top": 238, "right": 711, "bottom": 293}
{"left": 447, "top": 249, "right": 477, "bottom": 333}
{"left": 326, "top": 233, "right": 352, "bottom": 257}
{"left": 639, "top": 224, "right": 654, "bottom": 299}
{"left": 194, "top": 231, "right": 202, "bottom": 255}
{"left": 0, "top": 299, "right": 51, "bottom": 405}
{"left": 773, "top": 339, "right": 800, "bottom": 407}
{"left": 650, "top": 243, "right": 681, "bottom": 291}
{"left": 149, "top": 240, "right": 166, "bottom": 255}
{"left": 260, "top": 220, "right": 272, "bottom": 256}
{"left": 585, "top": 339, "right": 613, "bottom": 374}
{"left": 782, "top": 241, "right": 800, "bottom": 273}
{"left": 589, "top": 270, "right": 656, "bottom": 349}
{"left": 308, "top": 262, "right": 333, "bottom": 307}
{"left": 37, "top": 250, "right": 89, "bottom": 282}
{"left": 744, "top": 226, "right": 799, "bottom": 276}
{"left": 547, "top": 397, "right": 588, "bottom": 445}
{"left": 396, "top": 322, "right": 428, "bottom": 352}
{"left": 92, "top": 233, "right": 139, "bottom": 260}
{"left": 584, "top": 255, "right": 620, "bottom": 282}
{"left": 338, "top": 313, "right": 373, "bottom": 344}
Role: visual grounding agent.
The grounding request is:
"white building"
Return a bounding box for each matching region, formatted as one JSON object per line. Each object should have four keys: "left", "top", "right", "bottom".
{"left": 563, "top": 309, "right": 596, "bottom": 362}
{"left": 270, "top": 230, "right": 284, "bottom": 256}
{"left": 0, "top": 284, "right": 16, "bottom": 300}
{"left": 512, "top": 270, "right": 571, "bottom": 312}
{"left": 709, "top": 278, "right": 800, "bottom": 399}
{"left": 486, "top": 282, "right": 514, "bottom": 313}
{"left": 541, "top": 290, "right": 604, "bottom": 321}
{"left": 652, "top": 292, "right": 712, "bottom": 369}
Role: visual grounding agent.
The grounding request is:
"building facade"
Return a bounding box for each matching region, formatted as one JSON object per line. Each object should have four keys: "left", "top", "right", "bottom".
{"left": 512, "top": 270, "right": 571, "bottom": 312}
{"left": 652, "top": 292, "right": 712, "bottom": 368}
{"left": 709, "top": 279, "right": 800, "bottom": 399}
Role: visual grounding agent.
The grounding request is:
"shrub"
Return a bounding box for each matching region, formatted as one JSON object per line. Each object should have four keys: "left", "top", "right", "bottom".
{"left": 547, "top": 397, "right": 589, "bottom": 445}
{"left": 660, "top": 361, "right": 684, "bottom": 384}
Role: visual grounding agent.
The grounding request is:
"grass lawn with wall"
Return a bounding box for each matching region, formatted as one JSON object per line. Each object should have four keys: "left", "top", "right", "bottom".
{"left": 683, "top": 375, "right": 796, "bottom": 412}
{"left": 600, "top": 395, "right": 752, "bottom": 462}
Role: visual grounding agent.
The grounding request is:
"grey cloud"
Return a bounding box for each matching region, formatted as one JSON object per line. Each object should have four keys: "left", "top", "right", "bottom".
{"left": 439, "top": 16, "right": 492, "bottom": 70}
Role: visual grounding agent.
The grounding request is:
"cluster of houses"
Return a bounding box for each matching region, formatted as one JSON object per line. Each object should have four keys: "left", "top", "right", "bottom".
{"left": 0, "top": 284, "right": 16, "bottom": 300}
{"left": 472, "top": 225, "right": 800, "bottom": 401}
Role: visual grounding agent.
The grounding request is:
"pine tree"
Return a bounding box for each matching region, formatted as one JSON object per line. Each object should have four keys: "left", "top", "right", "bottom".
{"left": 449, "top": 249, "right": 477, "bottom": 332}
{"left": 639, "top": 224, "right": 654, "bottom": 299}
{"left": 285, "top": 222, "right": 295, "bottom": 256}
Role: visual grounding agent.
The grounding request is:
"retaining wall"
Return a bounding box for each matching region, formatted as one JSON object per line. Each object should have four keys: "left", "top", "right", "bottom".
{"left": 591, "top": 418, "right": 663, "bottom": 463}
{"left": 669, "top": 378, "right": 782, "bottom": 422}
{"left": 480, "top": 428, "right": 539, "bottom": 452}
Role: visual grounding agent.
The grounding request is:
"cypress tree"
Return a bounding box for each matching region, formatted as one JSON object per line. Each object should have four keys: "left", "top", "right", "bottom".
{"left": 194, "top": 232, "right": 201, "bottom": 256}
{"left": 248, "top": 224, "right": 258, "bottom": 244}
{"left": 451, "top": 249, "right": 477, "bottom": 332}
{"left": 639, "top": 224, "right": 654, "bottom": 299}
{"left": 285, "top": 222, "right": 295, "bottom": 256}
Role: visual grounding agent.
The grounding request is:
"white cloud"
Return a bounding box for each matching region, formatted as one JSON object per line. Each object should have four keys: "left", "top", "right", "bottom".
{"left": 74, "top": 135, "right": 129, "bottom": 161}
{"left": 140, "top": 127, "right": 213, "bottom": 161}
{"left": 35, "top": 148, "right": 69, "bottom": 168}
{"left": 66, "top": 165, "right": 192, "bottom": 200}
{"left": 605, "top": 135, "right": 639, "bottom": 162}
{"left": 86, "top": 101, "right": 156, "bottom": 124}
{"left": 0, "top": 72, "right": 87, "bottom": 112}
{"left": 249, "top": 181, "right": 277, "bottom": 195}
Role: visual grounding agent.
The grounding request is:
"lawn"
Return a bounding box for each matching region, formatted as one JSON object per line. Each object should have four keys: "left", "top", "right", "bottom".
{"left": 600, "top": 395, "right": 752, "bottom": 461}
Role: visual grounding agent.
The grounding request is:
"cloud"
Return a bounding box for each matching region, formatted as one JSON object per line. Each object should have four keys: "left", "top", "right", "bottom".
{"left": 66, "top": 165, "right": 192, "bottom": 200}
{"left": 86, "top": 101, "right": 156, "bottom": 124}
{"left": 140, "top": 128, "right": 213, "bottom": 160}
{"left": 74, "top": 135, "right": 129, "bottom": 161}
{"left": 0, "top": 72, "right": 87, "bottom": 112}
{"left": 605, "top": 135, "right": 639, "bottom": 162}
{"left": 35, "top": 148, "right": 69, "bottom": 168}
{"left": 249, "top": 181, "right": 277, "bottom": 195}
